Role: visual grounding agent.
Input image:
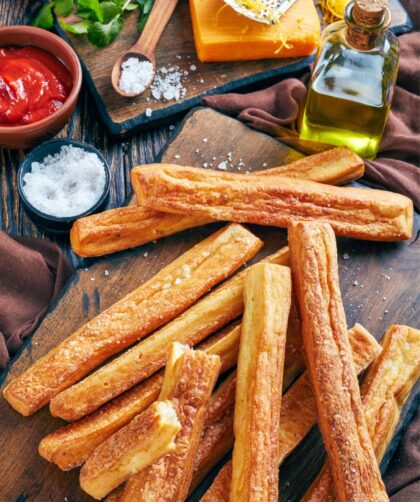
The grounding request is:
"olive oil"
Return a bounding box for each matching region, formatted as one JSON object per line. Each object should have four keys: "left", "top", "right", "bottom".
{"left": 300, "top": 0, "right": 399, "bottom": 159}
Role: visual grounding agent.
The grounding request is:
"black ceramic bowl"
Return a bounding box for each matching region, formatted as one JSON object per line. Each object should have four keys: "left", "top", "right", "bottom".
{"left": 18, "top": 139, "right": 110, "bottom": 234}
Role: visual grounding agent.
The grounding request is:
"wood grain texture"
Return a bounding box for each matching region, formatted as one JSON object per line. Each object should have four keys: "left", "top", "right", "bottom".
{"left": 0, "top": 106, "right": 419, "bottom": 502}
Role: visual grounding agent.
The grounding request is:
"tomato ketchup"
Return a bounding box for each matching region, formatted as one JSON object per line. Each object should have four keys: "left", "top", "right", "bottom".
{"left": 0, "top": 46, "right": 72, "bottom": 126}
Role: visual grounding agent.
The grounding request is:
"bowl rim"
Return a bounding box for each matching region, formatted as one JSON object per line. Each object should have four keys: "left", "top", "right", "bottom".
{"left": 0, "top": 25, "right": 82, "bottom": 133}
{"left": 17, "top": 138, "right": 111, "bottom": 223}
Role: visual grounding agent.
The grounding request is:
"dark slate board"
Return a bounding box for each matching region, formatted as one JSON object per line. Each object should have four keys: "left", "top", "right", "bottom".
{"left": 51, "top": 0, "right": 412, "bottom": 136}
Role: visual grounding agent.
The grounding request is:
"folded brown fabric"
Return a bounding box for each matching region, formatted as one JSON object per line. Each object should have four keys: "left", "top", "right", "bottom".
{"left": 0, "top": 232, "right": 73, "bottom": 370}
{"left": 386, "top": 406, "right": 420, "bottom": 501}
{"left": 203, "top": 34, "right": 420, "bottom": 209}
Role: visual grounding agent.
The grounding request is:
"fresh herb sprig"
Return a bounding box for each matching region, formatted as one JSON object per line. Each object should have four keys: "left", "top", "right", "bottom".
{"left": 33, "top": 0, "right": 155, "bottom": 48}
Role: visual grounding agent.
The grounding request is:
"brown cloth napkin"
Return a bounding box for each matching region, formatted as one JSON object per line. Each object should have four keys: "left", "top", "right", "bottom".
{"left": 203, "top": 33, "right": 420, "bottom": 209}
{"left": 0, "top": 232, "right": 73, "bottom": 370}
{"left": 384, "top": 405, "right": 420, "bottom": 502}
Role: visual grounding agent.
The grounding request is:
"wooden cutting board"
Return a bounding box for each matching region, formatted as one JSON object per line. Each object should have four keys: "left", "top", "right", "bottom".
{"left": 54, "top": 0, "right": 413, "bottom": 136}
{"left": 0, "top": 108, "right": 418, "bottom": 502}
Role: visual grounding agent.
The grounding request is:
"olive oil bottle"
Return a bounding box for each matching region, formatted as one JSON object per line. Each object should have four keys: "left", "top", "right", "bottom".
{"left": 300, "top": 0, "right": 400, "bottom": 159}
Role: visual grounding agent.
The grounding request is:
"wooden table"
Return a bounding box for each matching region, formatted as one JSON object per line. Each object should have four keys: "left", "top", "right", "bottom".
{"left": 0, "top": 1, "right": 175, "bottom": 269}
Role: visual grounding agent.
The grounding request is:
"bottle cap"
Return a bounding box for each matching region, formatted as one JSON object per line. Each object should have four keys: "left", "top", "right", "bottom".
{"left": 353, "top": 0, "right": 387, "bottom": 27}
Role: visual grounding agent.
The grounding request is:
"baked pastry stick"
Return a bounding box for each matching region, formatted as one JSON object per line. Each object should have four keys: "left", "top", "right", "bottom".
{"left": 119, "top": 343, "right": 221, "bottom": 502}
{"left": 190, "top": 371, "right": 236, "bottom": 493}
{"left": 230, "top": 263, "right": 292, "bottom": 502}
{"left": 288, "top": 221, "right": 388, "bottom": 502}
{"left": 71, "top": 207, "right": 211, "bottom": 257}
{"left": 200, "top": 323, "right": 381, "bottom": 502}
{"left": 79, "top": 400, "right": 181, "bottom": 500}
{"left": 40, "top": 285, "right": 300, "bottom": 471}
{"left": 303, "top": 324, "right": 420, "bottom": 502}
{"left": 4, "top": 223, "right": 261, "bottom": 416}
{"left": 132, "top": 164, "right": 413, "bottom": 242}
{"left": 49, "top": 246, "right": 289, "bottom": 422}
{"left": 71, "top": 146, "right": 363, "bottom": 257}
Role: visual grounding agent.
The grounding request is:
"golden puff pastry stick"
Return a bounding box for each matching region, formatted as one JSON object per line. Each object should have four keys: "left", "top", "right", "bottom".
{"left": 132, "top": 164, "right": 413, "bottom": 242}
{"left": 120, "top": 343, "right": 221, "bottom": 502}
{"left": 79, "top": 400, "right": 181, "bottom": 500}
{"left": 40, "top": 321, "right": 248, "bottom": 471}
{"left": 230, "top": 263, "right": 292, "bottom": 502}
{"left": 4, "top": 223, "right": 261, "bottom": 417}
{"left": 70, "top": 207, "right": 211, "bottom": 257}
{"left": 200, "top": 323, "right": 381, "bottom": 502}
{"left": 49, "top": 246, "right": 290, "bottom": 422}
{"left": 190, "top": 371, "right": 236, "bottom": 493}
{"left": 71, "top": 147, "right": 364, "bottom": 257}
{"left": 288, "top": 221, "right": 388, "bottom": 502}
{"left": 40, "top": 285, "right": 302, "bottom": 472}
{"left": 303, "top": 324, "right": 420, "bottom": 502}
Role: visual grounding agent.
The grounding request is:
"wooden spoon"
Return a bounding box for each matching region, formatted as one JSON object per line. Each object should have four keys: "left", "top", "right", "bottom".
{"left": 112, "top": 0, "right": 179, "bottom": 98}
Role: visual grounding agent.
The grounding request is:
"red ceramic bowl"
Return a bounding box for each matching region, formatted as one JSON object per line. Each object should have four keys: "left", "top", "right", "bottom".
{"left": 0, "top": 26, "right": 82, "bottom": 150}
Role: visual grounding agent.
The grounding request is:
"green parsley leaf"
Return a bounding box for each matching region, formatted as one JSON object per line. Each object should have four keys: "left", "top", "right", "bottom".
{"left": 54, "top": 0, "right": 74, "bottom": 16}
{"left": 59, "top": 19, "right": 91, "bottom": 34}
{"left": 143, "top": 0, "right": 154, "bottom": 15}
{"left": 100, "top": 1, "right": 121, "bottom": 23}
{"left": 77, "top": 0, "right": 103, "bottom": 22}
{"left": 33, "top": 2, "right": 55, "bottom": 30}
{"left": 124, "top": 3, "right": 139, "bottom": 11}
{"left": 87, "top": 17, "right": 124, "bottom": 47}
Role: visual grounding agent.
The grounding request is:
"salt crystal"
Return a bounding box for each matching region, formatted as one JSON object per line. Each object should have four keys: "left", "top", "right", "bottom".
{"left": 217, "top": 161, "right": 227, "bottom": 170}
{"left": 343, "top": 253, "right": 350, "bottom": 260}
{"left": 190, "top": 64, "right": 197, "bottom": 71}
{"left": 144, "top": 252, "right": 148, "bottom": 257}
{"left": 145, "top": 107, "right": 153, "bottom": 117}
{"left": 203, "top": 138, "right": 208, "bottom": 143}
{"left": 151, "top": 66, "right": 185, "bottom": 101}
{"left": 22, "top": 145, "right": 106, "bottom": 217}
{"left": 118, "top": 58, "right": 154, "bottom": 94}
{"left": 104, "top": 270, "right": 109, "bottom": 276}
{"left": 169, "top": 125, "right": 175, "bottom": 130}
{"left": 175, "top": 154, "right": 181, "bottom": 159}
{"left": 203, "top": 162, "right": 208, "bottom": 168}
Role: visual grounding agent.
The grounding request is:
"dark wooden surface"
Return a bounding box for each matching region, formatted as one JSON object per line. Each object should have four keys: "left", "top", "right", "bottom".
{"left": 0, "top": 107, "right": 419, "bottom": 502}
{"left": 0, "top": 2, "right": 418, "bottom": 502}
{"left": 55, "top": 0, "right": 412, "bottom": 135}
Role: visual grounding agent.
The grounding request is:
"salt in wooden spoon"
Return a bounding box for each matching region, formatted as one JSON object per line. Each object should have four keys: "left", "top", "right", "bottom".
{"left": 112, "top": 0, "right": 179, "bottom": 98}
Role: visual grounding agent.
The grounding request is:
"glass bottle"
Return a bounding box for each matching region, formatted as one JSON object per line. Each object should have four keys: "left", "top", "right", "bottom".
{"left": 300, "top": 0, "right": 400, "bottom": 159}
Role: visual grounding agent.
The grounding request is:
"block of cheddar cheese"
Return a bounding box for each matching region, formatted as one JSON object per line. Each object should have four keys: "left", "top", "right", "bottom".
{"left": 189, "top": 0, "right": 321, "bottom": 62}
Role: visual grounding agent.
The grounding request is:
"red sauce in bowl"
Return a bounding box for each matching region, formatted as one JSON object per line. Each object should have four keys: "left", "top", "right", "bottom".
{"left": 0, "top": 46, "right": 72, "bottom": 126}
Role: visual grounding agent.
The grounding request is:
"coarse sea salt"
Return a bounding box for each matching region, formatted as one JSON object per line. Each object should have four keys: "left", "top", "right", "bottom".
{"left": 119, "top": 58, "right": 154, "bottom": 94}
{"left": 151, "top": 66, "right": 186, "bottom": 101}
{"left": 22, "top": 145, "right": 106, "bottom": 217}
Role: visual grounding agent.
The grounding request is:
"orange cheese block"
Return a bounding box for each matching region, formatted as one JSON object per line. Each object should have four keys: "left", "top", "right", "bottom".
{"left": 190, "top": 0, "right": 321, "bottom": 62}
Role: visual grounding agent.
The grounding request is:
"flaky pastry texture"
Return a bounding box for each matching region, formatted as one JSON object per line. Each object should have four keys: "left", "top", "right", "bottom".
{"left": 120, "top": 344, "right": 221, "bottom": 502}
{"left": 132, "top": 164, "right": 413, "bottom": 242}
{"left": 288, "top": 221, "right": 388, "bottom": 502}
{"left": 230, "top": 264, "right": 292, "bottom": 502}
{"left": 303, "top": 324, "right": 420, "bottom": 502}
{"left": 200, "top": 323, "right": 381, "bottom": 502}
{"left": 71, "top": 146, "right": 363, "bottom": 257}
{"left": 3, "top": 224, "right": 260, "bottom": 417}
{"left": 79, "top": 400, "right": 180, "bottom": 500}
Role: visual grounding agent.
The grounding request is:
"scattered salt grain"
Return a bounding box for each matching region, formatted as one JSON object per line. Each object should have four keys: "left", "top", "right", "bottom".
{"left": 203, "top": 138, "right": 208, "bottom": 143}
{"left": 151, "top": 66, "right": 185, "bottom": 101}
{"left": 22, "top": 145, "right": 106, "bottom": 217}
{"left": 144, "top": 252, "right": 149, "bottom": 257}
{"left": 145, "top": 107, "right": 153, "bottom": 117}
{"left": 118, "top": 58, "right": 154, "bottom": 94}
{"left": 104, "top": 270, "right": 109, "bottom": 276}
{"left": 190, "top": 64, "right": 197, "bottom": 71}
{"left": 174, "top": 154, "right": 181, "bottom": 159}
{"left": 169, "top": 125, "right": 175, "bottom": 130}
{"left": 343, "top": 253, "right": 350, "bottom": 260}
{"left": 217, "top": 161, "right": 227, "bottom": 170}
